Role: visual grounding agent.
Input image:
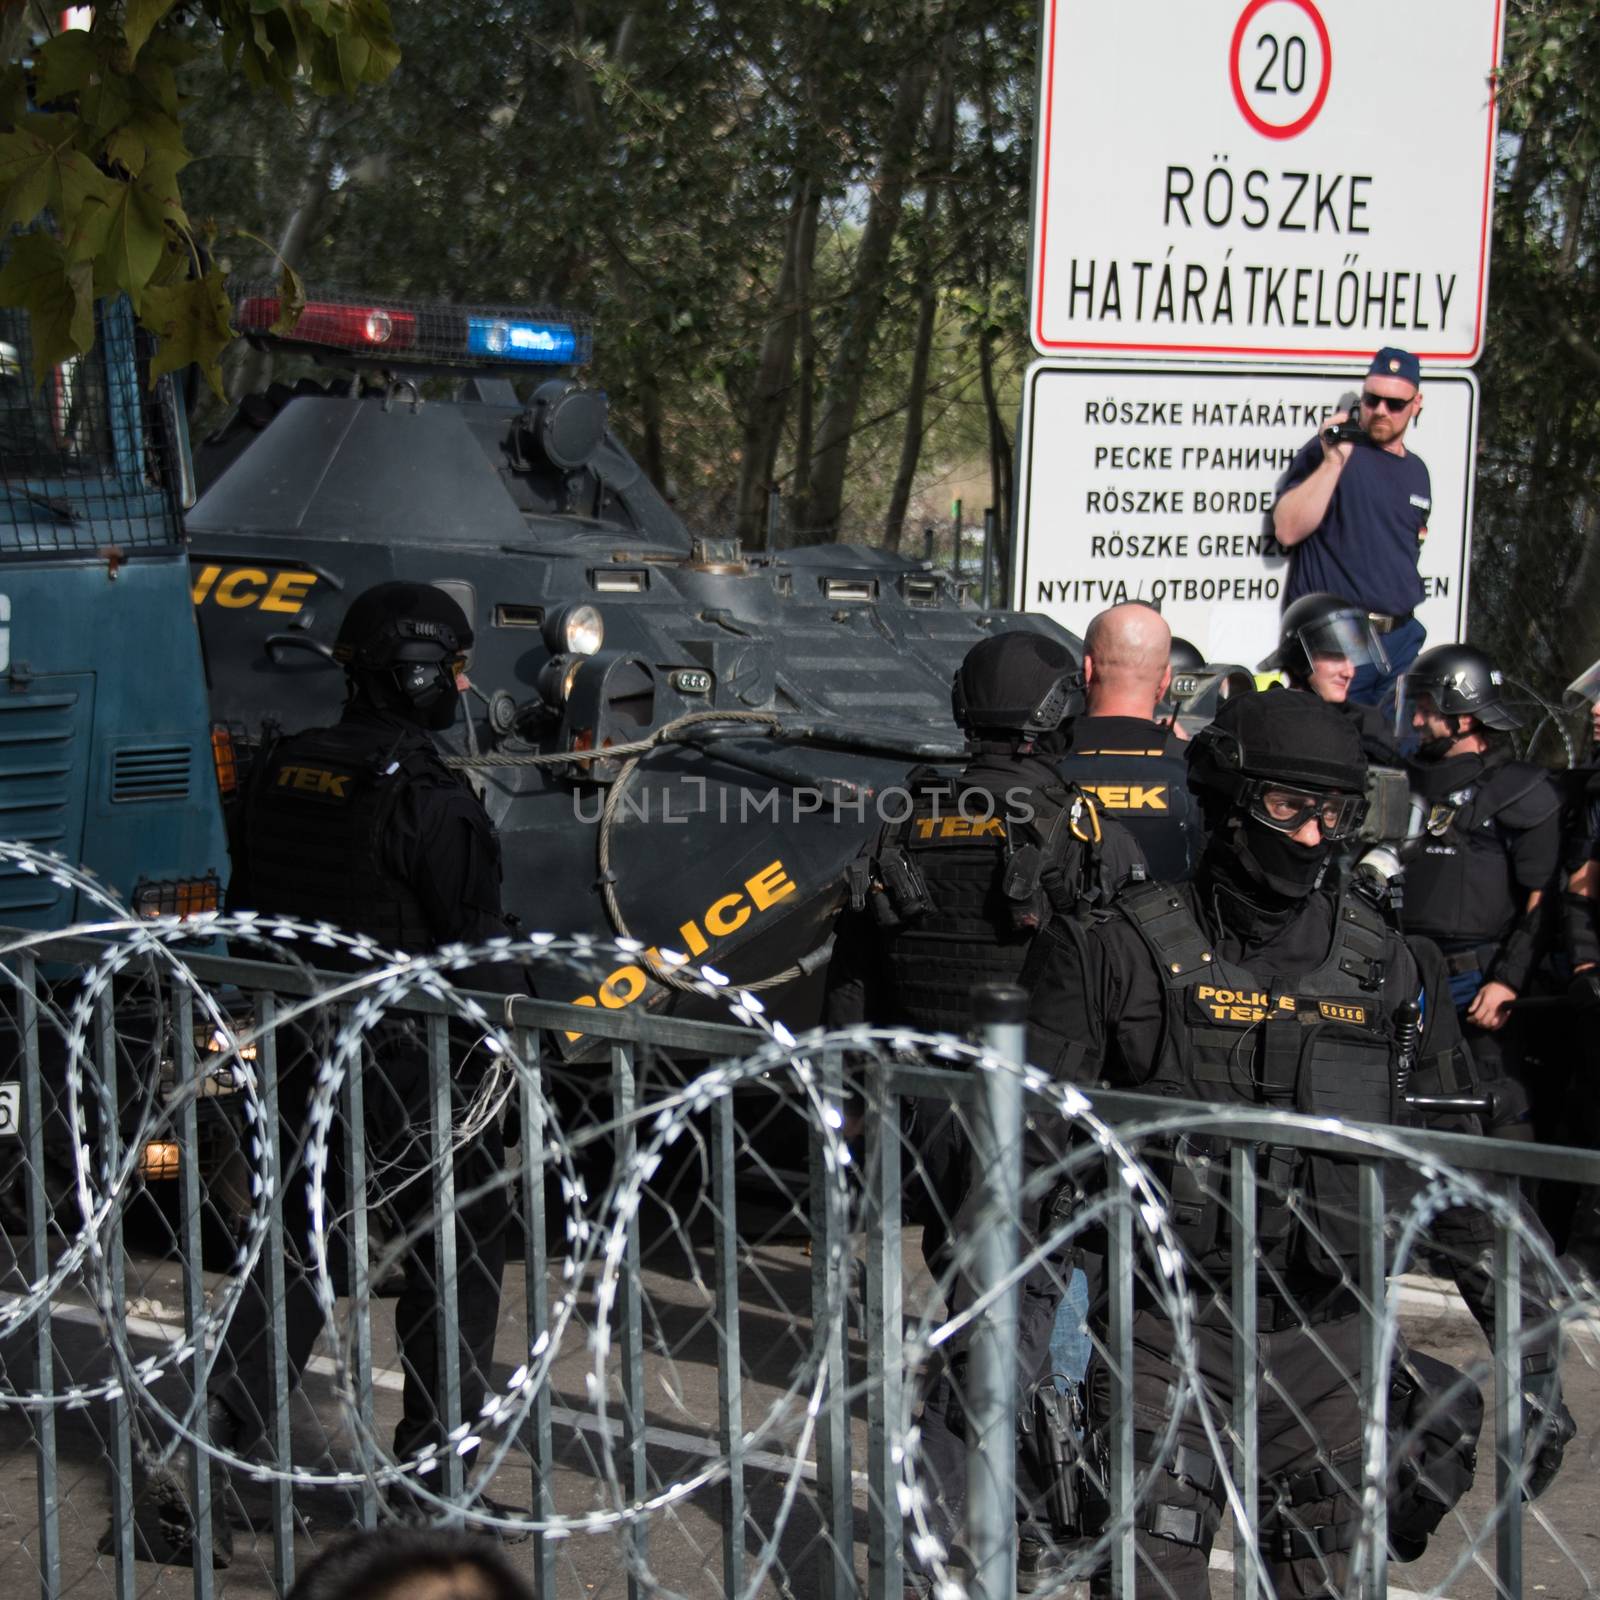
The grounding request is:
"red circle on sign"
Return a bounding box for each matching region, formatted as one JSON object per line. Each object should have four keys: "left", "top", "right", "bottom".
{"left": 1229, "top": 0, "right": 1332, "bottom": 140}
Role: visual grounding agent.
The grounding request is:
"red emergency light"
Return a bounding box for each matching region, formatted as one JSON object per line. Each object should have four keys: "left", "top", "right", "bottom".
{"left": 235, "top": 296, "right": 417, "bottom": 351}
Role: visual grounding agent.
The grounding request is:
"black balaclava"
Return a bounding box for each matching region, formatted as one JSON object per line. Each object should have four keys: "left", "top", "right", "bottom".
{"left": 1192, "top": 687, "right": 1365, "bottom": 905}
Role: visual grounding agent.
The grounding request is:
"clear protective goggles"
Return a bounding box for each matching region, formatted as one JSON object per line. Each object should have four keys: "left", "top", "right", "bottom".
{"left": 1247, "top": 782, "right": 1367, "bottom": 841}
{"left": 1567, "top": 659, "right": 1600, "bottom": 705}
{"left": 1297, "top": 611, "right": 1389, "bottom": 673}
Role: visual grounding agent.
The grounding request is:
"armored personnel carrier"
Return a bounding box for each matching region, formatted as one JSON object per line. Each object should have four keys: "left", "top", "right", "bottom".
{"left": 189, "top": 287, "right": 1075, "bottom": 1042}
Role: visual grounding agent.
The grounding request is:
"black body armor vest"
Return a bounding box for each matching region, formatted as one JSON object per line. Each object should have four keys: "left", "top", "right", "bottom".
{"left": 1116, "top": 880, "right": 1405, "bottom": 1279}
{"left": 857, "top": 770, "right": 1107, "bottom": 1036}
{"left": 1058, "top": 740, "right": 1198, "bottom": 883}
{"left": 1403, "top": 756, "right": 1557, "bottom": 952}
{"left": 242, "top": 719, "right": 445, "bottom": 965}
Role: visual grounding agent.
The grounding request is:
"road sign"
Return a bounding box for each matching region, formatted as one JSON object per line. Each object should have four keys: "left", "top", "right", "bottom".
{"left": 1029, "top": 0, "right": 1505, "bottom": 363}
{"left": 1012, "top": 361, "right": 1476, "bottom": 666}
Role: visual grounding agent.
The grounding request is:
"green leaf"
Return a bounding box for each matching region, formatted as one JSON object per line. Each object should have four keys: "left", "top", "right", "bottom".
{"left": 33, "top": 31, "right": 101, "bottom": 108}
{"left": 111, "top": 104, "right": 190, "bottom": 174}
{"left": 90, "top": 179, "right": 167, "bottom": 305}
{"left": 104, "top": 123, "right": 150, "bottom": 176}
{"left": 0, "top": 232, "right": 95, "bottom": 384}
{"left": 124, "top": 0, "right": 179, "bottom": 63}
{"left": 141, "top": 268, "right": 233, "bottom": 396}
{"left": 0, "top": 126, "right": 59, "bottom": 232}
{"left": 270, "top": 257, "right": 304, "bottom": 335}
{"left": 0, "top": 116, "right": 116, "bottom": 237}
{"left": 131, "top": 148, "right": 190, "bottom": 233}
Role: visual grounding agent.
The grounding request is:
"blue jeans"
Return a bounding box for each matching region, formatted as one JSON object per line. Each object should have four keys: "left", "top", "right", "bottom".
{"left": 1048, "top": 1267, "right": 1092, "bottom": 1387}
{"left": 1349, "top": 613, "right": 1426, "bottom": 718}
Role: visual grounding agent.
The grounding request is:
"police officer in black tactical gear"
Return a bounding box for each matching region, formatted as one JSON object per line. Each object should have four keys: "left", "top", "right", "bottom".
{"left": 123, "top": 582, "right": 526, "bottom": 1566}
{"left": 1260, "top": 591, "right": 1402, "bottom": 766}
{"left": 1397, "top": 643, "right": 1562, "bottom": 1144}
{"left": 1554, "top": 661, "right": 1600, "bottom": 1278}
{"left": 1012, "top": 689, "right": 1571, "bottom": 1599}
{"left": 1060, "top": 604, "right": 1201, "bottom": 882}
{"left": 827, "top": 631, "right": 1142, "bottom": 1277}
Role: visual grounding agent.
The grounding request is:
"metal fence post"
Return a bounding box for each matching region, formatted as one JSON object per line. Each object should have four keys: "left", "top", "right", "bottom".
{"left": 516, "top": 1024, "right": 557, "bottom": 1599}
{"left": 93, "top": 982, "right": 135, "bottom": 1600}
{"left": 865, "top": 1050, "right": 903, "bottom": 1600}
{"left": 254, "top": 992, "right": 298, "bottom": 1579}
{"left": 427, "top": 1009, "right": 465, "bottom": 1513}
{"left": 1105, "top": 1164, "right": 1136, "bottom": 1596}
{"left": 712, "top": 1089, "right": 747, "bottom": 1597}
{"left": 17, "top": 953, "right": 60, "bottom": 1599}
{"left": 1357, "top": 1163, "right": 1388, "bottom": 1600}
{"left": 343, "top": 1004, "right": 379, "bottom": 1526}
{"left": 810, "top": 1045, "right": 853, "bottom": 1600}
{"left": 171, "top": 976, "right": 215, "bottom": 1600}
{"left": 613, "top": 1042, "right": 648, "bottom": 1600}
{"left": 1493, "top": 1184, "right": 1524, "bottom": 1587}
{"left": 1229, "top": 1144, "right": 1260, "bottom": 1600}
{"left": 967, "top": 984, "right": 1025, "bottom": 1600}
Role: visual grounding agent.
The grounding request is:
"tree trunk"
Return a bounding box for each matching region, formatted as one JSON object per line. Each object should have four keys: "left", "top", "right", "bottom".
{"left": 977, "top": 321, "right": 1012, "bottom": 587}
{"left": 883, "top": 65, "right": 955, "bottom": 553}
{"left": 789, "top": 195, "right": 820, "bottom": 539}
{"left": 797, "top": 51, "right": 934, "bottom": 544}
{"left": 734, "top": 176, "right": 816, "bottom": 545}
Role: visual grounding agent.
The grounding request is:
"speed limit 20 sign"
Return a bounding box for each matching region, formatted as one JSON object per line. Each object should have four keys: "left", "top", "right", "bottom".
{"left": 1029, "top": 0, "right": 1505, "bottom": 363}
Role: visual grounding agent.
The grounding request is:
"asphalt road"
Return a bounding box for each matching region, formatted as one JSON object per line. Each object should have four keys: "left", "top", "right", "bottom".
{"left": 2, "top": 1230, "right": 1597, "bottom": 1600}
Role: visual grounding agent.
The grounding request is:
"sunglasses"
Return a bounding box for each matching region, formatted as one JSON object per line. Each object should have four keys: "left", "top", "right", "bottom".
{"left": 1360, "top": 391, "right": 1413, "bottom": 414}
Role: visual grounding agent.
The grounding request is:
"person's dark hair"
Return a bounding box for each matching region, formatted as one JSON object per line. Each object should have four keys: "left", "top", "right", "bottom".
{"left": 284, "top": 1528, "right": 533, "bottom": 1600}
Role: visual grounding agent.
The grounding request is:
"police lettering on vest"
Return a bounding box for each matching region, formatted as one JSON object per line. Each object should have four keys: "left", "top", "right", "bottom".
{"left": 1118, "top": 879, "right": 1402, "bottom": 1278}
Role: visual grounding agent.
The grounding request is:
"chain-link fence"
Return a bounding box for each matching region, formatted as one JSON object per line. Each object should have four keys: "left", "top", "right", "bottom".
{"left": 2, "top": 842, "right": 1599, "bottom": 1599}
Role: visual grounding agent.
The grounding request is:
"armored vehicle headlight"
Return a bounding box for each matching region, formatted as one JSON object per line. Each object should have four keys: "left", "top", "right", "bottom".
{"left": 538, "top": 655, "right": 584, "bottom": 704}
{"left": 546, "top": 603, "right": 604, "bottom": 657}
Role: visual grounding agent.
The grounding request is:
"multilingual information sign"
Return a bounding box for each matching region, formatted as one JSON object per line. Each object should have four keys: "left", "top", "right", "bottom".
{"left": 1012, "top": 362, "right": 1475, "bottom": 666}
{"left": 1029, "top": 0, "right": 1505, "bottom": 362}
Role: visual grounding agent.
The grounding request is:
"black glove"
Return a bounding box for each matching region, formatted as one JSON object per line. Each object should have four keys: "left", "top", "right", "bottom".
{"left": 1522, "top": 1366, "right": 1577, "bottom": 1500}
{"left": 1567, "top": 968, "right": 1600, "bottom": 1011}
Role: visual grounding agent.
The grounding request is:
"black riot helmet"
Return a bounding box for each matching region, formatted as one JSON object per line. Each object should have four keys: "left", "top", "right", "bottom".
{"left": 1188, "top": 690, "right": 1369, "bottom": 898}
{"left": 1258, "top": 591, "right": 1389, "bottom": 683}
{"left": 1168, "top": 637, "right": 1204, "bottom": 675}
{"left": 1396, "top": 643, "right": 1521, "bottom": 739}
{"left": 951, "top": 631, "right": 1085, "bottom": 747}
{"left": 333, "top": 581, "right": 474, "bottom": 731}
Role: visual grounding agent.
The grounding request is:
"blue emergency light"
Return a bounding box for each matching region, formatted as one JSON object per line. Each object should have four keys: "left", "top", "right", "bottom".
{"left": 466, "top": 317, "right": 577, "bottom": 364}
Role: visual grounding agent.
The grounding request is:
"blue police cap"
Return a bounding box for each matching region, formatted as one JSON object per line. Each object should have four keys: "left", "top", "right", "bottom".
{"left": 1367, "top": 347, "right": 1420, "bottom": 387}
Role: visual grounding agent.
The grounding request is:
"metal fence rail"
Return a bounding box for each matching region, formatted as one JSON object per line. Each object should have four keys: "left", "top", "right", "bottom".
{"left": 1, "top": 876, "right": 1598, "bottom": 1598}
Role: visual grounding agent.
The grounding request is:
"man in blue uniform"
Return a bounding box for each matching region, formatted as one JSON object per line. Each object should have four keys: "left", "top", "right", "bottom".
{"left": 1273, "top": 348, "right": 1432, "bottom": 708}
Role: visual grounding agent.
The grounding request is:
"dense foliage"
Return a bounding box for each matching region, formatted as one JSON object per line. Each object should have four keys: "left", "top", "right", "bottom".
{"left": 2, "top": 0, "right": 1595, "bottom": 690}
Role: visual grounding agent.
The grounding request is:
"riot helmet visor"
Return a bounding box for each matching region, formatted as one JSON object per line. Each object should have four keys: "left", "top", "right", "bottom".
{"left": 1567, "top": 659, "right": 1600, "bottom": 705}
{"left": 1393, "top": 678, "right": 1522, "bottom": 743}
{"left": 1297, "top": 611, "right": 1388, "bottom": 673}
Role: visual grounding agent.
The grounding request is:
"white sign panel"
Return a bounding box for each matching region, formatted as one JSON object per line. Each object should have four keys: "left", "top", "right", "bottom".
{"left": 1013, "top": 362, "right": 1475, "bottom": 667}
{"left": 1030, "top": 0, "right": 1504, "bottom": 362}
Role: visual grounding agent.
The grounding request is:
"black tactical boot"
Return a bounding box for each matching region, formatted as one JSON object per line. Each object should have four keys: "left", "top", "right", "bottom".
{"left": 107, "top": 1395, "right": 240, "bottom": 1567}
